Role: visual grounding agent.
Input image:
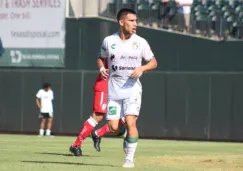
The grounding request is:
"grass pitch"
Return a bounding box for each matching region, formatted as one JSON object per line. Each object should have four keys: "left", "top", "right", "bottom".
{"left": 0, "top": 134, "right": 243, "bottom": 171}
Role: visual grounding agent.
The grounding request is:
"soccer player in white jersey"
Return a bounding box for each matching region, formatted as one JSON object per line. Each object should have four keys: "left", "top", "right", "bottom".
{"left": 97, "top": 8, "right": 158, "bottom": 168}
{"left": 36, "top": 83, "right": 54, "bottom": 136}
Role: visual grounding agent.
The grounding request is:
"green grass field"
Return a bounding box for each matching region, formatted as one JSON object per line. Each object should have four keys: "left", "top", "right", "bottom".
{"left": 0, "top": 134, "right": 243, "bottom": 171}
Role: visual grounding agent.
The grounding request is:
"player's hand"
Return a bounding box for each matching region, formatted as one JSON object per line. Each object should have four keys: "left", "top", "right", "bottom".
{"left": 131, "top": 67, "right": 144, "bottom": 78}
{"left": 100, "top": 67, "right": 109, "bottom": 79}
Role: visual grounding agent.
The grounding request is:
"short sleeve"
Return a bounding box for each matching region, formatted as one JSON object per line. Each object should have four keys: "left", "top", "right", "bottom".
{"left": 51, "top": 91, "right": 54, "bottom": 100}
{"left": 142, "top": 41, "right": 154, "bottom": 61}
{"left": 36, "top": 89, "right": 42, "bottom": 98}
{"left": 99, "top": 38, "right": 108, "bottom": 58}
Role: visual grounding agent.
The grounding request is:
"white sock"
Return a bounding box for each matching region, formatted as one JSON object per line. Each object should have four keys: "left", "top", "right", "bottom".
{"left": 46, "top": 129, "right": 51, "bottom": 136}
{"left": 125, "top": 141, "right": 138, "bottom": 162}
{"left": 87, "top": 117, "right": 98, "bottom": 127}
{"left": 39, "top": 129, "right": 44, "bottom": 136}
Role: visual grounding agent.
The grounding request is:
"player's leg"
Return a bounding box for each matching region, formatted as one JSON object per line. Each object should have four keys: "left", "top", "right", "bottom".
{"left": 70, "top": 112, "right": 104, "bottom": 156}
{"left": 93, "top": 117, "right": 125, "bottom": 138}
{"left": 39, "top": 113, "right": 46, "bottom": 136}
{"left": 90, "top": 91, "right": 108, "bottom": 151}
{"left": 46, "top": 113, "right": 53, "bottom": 136}
{"left": 91, "top": 108, "right": 126, "bottom": 151}
{"left": 122, "top": 93, "right": 142, "bottom": 168}
{"left": 106, "top": 100, "right": 122, "bottom": 134}
{"left": 116, "top": 114, "right": 126, "bottom": 137}
{"left": 92, "top": 100, "right": 122, "bottom": 151}
{"left": 91, "top": 117, "right": 126, "bottom": 150}
{"left": 70, "top": 91, "right": 106, "bottom": 156}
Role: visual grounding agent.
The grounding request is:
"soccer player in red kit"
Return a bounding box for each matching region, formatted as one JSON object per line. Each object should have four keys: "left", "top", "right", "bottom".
{"left": 69, "top": 58, "right": 125, "bottom": 156}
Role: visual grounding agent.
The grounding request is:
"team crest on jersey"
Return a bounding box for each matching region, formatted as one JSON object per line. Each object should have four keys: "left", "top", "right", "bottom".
{"left": 132, "top": 42, "right": 138, "bottom": 50}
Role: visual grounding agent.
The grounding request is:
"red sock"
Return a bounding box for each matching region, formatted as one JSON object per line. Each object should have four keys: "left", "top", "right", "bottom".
{"left": 72, "top": 117, "right": 97, "bottom": 147}
{"left": 95, "top": 124, "right": 110, "bottom": 137}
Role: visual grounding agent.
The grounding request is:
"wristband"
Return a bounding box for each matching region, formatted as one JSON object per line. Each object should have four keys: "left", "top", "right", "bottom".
{"left": 99, "top": 67, "right": 105, "bottom": 73}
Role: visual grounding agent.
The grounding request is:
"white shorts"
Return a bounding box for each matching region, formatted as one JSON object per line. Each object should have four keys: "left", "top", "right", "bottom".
{"left": 106, "top": 92, "right": 142, "bottom": 120}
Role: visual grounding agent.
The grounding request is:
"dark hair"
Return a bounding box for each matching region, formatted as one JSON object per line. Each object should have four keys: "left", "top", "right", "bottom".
{"left": 43, "top": 83, "right": 51, "bottom": 89}
{"left": 117, "top": 8, "right": 137, "bottom": 22}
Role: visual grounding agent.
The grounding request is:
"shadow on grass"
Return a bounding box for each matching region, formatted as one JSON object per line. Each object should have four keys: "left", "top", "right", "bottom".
{"left": 35, "top": 152, "right": 100, "bottom": 157}
{"left": 22, "top": 160, "right": 116, "bottom": 167}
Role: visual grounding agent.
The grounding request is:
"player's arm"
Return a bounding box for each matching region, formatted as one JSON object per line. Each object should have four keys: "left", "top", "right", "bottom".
{"left": 97, "top": 38, "right": 109, "bottom": 79}
{"left": 131, "top": 57, "right": 157, "bottom": 78}
{"left": 36, "top": 90, "right": 42, "bottom": 109}
{"left": 35, "top": 98, "right": 41, "bottom": 109}
{"left": 97, "top": 57, "right": 109, "bottom": 79}
{"left": 51, "top": 90, "right": 54, "bottom": 100}
{"left": 97, "top": 57, "right": 105, "bottom": 70}
{"left": 140, "top": 57, "right": 157, "bottom": 72}
{"left": 131, "top": 40, "right": 158, "bottom": 78}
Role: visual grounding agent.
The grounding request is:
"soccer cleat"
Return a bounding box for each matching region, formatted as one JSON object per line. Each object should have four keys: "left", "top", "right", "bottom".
{"left": 91, "top": 131, "right": 101, "bottom": 152}
{"left": 69, "top": 145, "right": 82, "bottom": 156}
{"left": 122, "top": 159, "right": 135, "bottom": 168}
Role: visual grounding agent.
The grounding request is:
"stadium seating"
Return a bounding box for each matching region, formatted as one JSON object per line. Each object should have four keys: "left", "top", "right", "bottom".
{"left": 101, "top": 0, "right": 243, "bottom": 40}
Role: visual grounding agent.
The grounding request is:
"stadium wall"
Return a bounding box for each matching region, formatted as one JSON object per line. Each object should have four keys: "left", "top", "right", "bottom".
{"left": 1, "top": 70, "right": 243, "bottom": 141}
{"left": 65, "top": 17, "right": 243, "bottom": 71}
{"left": 1, "top": 17, "right": 243, "bottom": 141}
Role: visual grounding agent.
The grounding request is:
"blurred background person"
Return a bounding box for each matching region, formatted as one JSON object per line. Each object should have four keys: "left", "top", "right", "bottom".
{"left": 36, "top": 83, "right": 54, "bottom": 136}
{"left": 176, "top": 0, "right": 193, "bottom": 33}
{"left": 0, "top": 37, "right": 4, "bottom": 57}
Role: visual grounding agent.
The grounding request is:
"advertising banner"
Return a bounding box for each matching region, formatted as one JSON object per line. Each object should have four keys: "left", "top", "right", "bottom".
{"left": 0, "top": 0, "right": 65, "bottom": 67}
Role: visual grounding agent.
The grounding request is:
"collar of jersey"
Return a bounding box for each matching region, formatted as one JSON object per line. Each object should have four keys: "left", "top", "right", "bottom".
{"left": 116, "top": 32, "right": 135, "bottom": 43}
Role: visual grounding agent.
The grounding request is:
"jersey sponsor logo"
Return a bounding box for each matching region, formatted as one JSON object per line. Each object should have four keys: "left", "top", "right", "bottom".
{"left": 108, "top": 106, "right": 117, "bottom": 115}
{"left": 120, "top": 56, "right": 126, "bottom": 59}
{"left": 110, "top": 54, "right": 115, "bottom": 61}
{"left": 120, "top": 56, "right": 138, "bottom": 60}
{"left": 119, "top": 66, "right": 136, "bottom": 70}
{"left": 111, "top": 44, "right": 116, "bottom": 49}
{"left": 128, "top": 56, "right": 138, "bottom": 60}
{"left": 112, "top": 65, "right": 118, "bottom": 71}
{"left": 112, "top": 65, "right": 135, "bottom": 71}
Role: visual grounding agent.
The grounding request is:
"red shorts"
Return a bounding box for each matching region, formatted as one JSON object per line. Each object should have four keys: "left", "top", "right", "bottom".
{"left": 93, "top": 91, "right": 107, "bottom": 114}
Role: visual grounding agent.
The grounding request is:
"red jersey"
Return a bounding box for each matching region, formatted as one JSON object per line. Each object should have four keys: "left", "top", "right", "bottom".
{"left": 93, "top": 59, "right": 108, "bottom": 92}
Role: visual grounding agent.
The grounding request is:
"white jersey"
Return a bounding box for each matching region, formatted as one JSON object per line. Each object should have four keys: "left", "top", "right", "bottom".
{"left": 100, "top": 33, "right": 154, "bottom": 100}
{"left": 36, "top": 89, "right": 54, "bottom": 113}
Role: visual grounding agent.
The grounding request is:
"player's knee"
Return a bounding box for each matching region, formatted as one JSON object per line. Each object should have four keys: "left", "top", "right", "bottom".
{"left": 91, "top": 112, "right": 104, "bottom": 123}
{"left": 41, "top": 118, "right": 46, "bottom": 123}
{"left": 108, "top": 122, "right": 119, "bottom": 133}
{"left": 125, "top": 115, "right": 137, "bottom": 128}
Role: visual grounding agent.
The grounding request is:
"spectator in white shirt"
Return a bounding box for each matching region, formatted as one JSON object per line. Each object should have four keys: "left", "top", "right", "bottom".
{"left": 176, "top": 0, "right": 193, "bottom": 33}
{"left": 36, "top": 83, "right": 54, "bottom": 136}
